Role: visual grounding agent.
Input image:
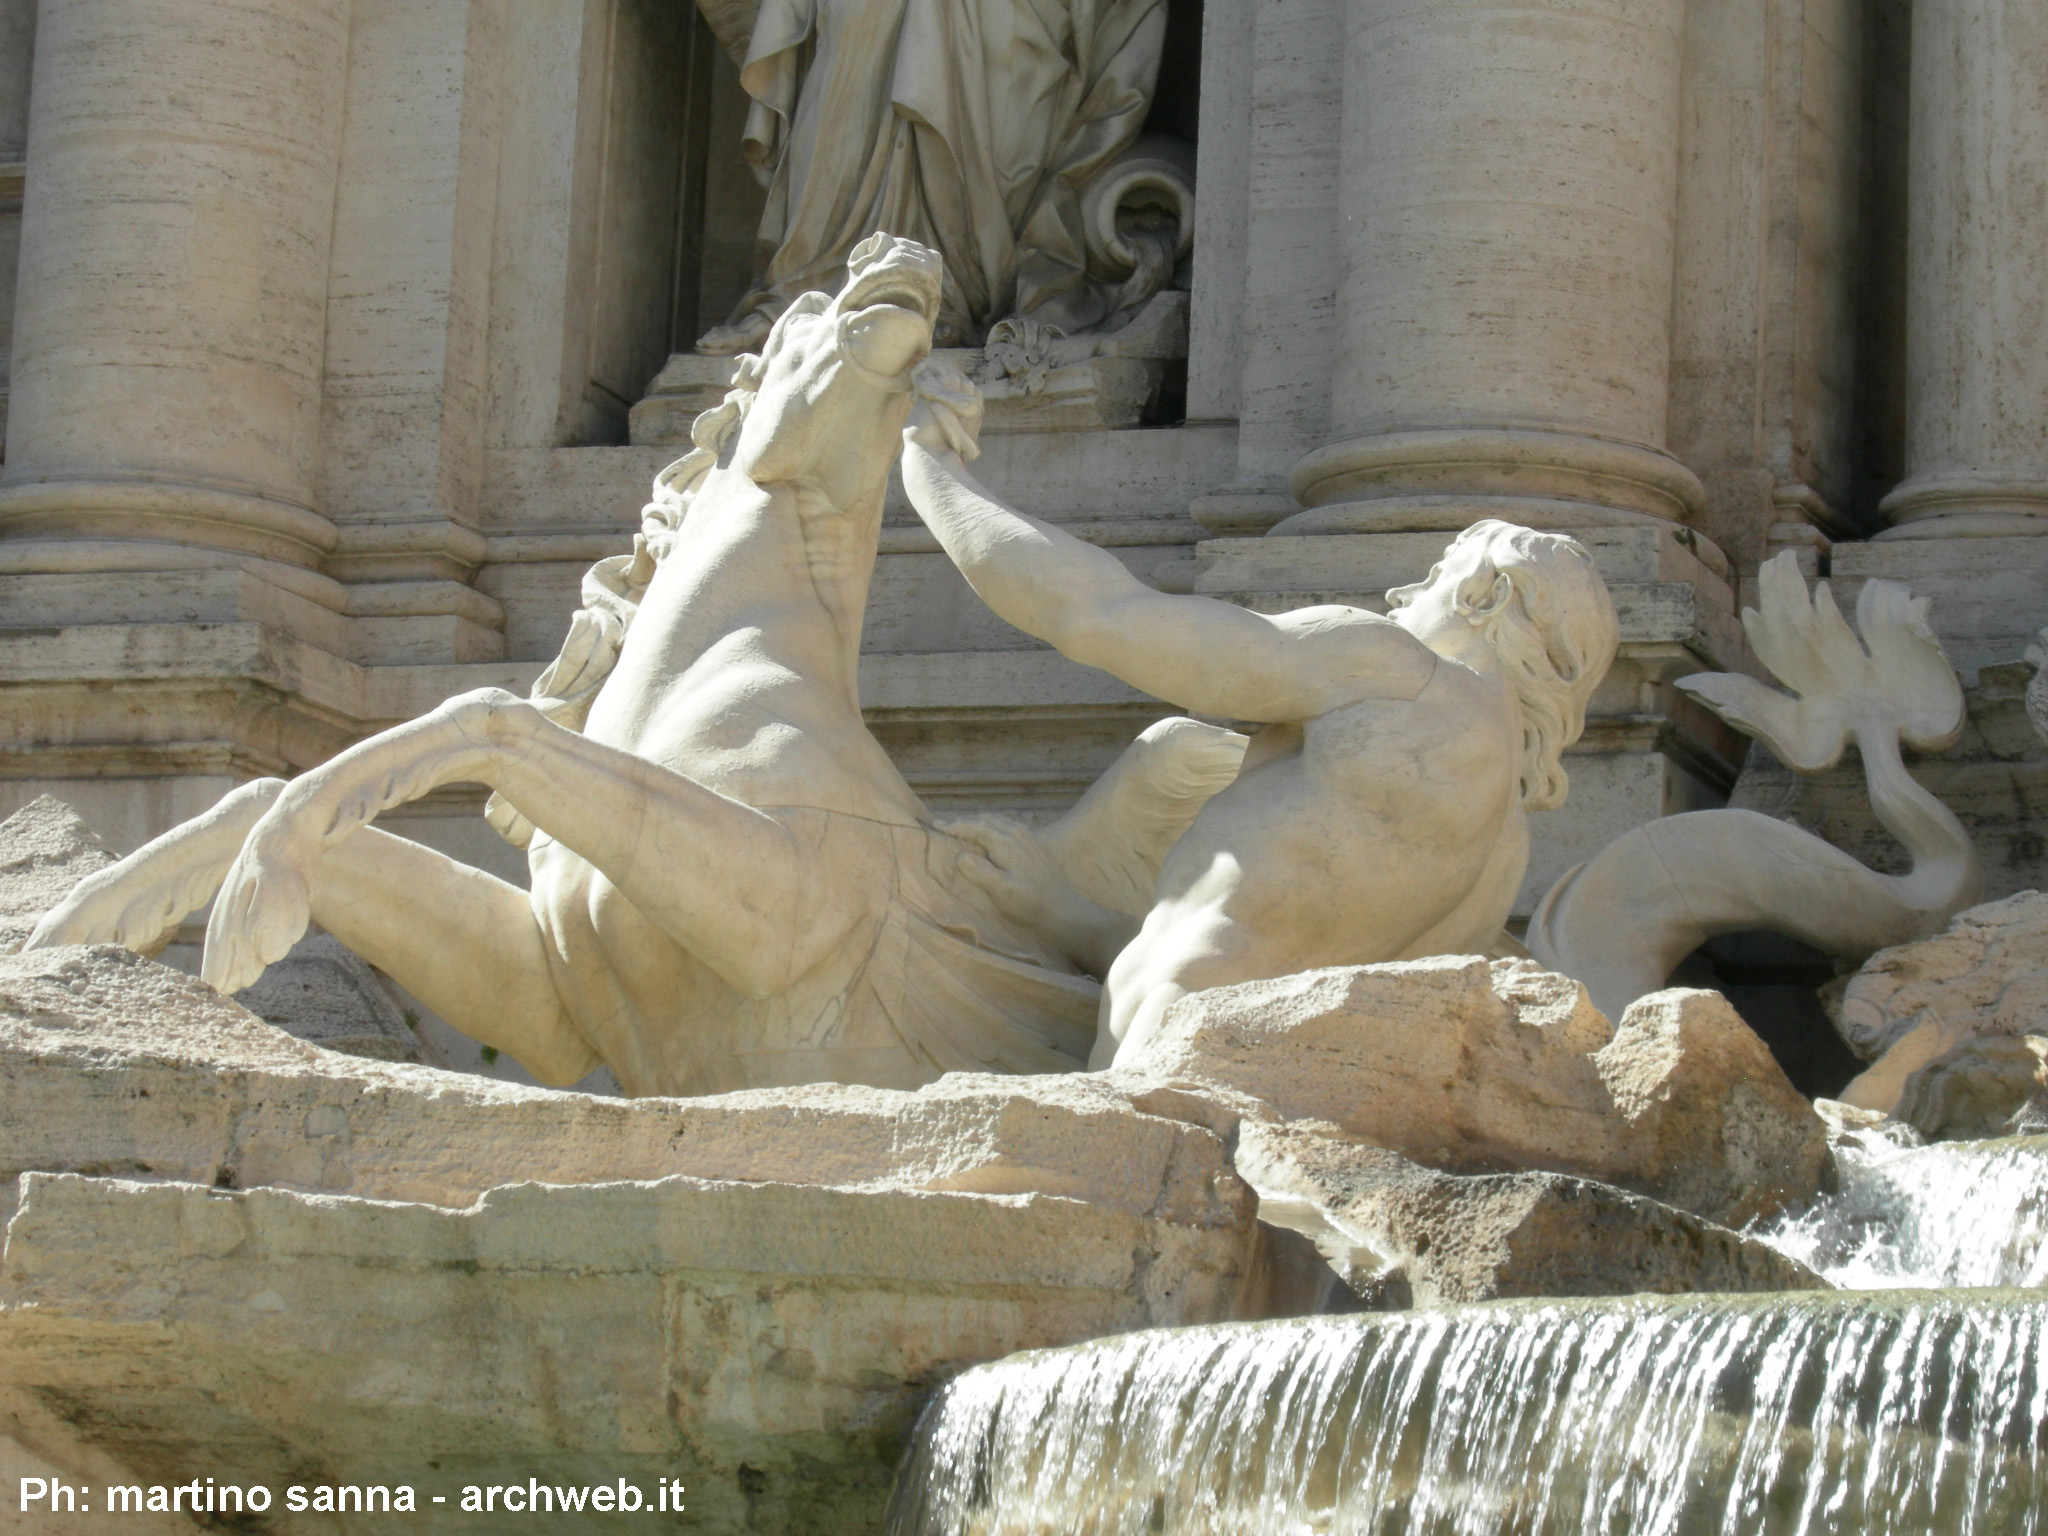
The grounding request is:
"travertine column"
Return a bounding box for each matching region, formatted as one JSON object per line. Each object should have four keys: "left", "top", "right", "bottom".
{"left": 0, "top": 0, "right": 351, "bottom": 571}
{"left": 1281, "top": 0, "right": 1703, "bottom": 534}
{"left": 1880, "top": 0, "right": 2048, "bottom": 537}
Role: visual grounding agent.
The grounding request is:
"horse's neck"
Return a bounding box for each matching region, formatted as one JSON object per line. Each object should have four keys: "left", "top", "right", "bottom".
{"left": 640, "top": 471, "right": 882, "bottom": 686}
{"left": 587, "top": 467, "right": 927, "bottom": 824}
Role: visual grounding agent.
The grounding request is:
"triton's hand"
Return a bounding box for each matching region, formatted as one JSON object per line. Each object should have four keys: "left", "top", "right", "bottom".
{"left": 905, "top": 357, "right": 984, "bottom": 459}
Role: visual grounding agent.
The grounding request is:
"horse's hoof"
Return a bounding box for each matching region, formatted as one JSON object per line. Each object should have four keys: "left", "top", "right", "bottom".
{"left": 202, "top": 839, "right": 315, "bottom": 995}
{"left": 25, "top": 867, "right": 169, "bottom": 954}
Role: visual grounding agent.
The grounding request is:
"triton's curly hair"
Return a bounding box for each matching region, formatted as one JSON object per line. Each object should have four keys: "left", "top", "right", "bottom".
{"left": 1388, "top": 520, "right": 1620, "bottom": 812}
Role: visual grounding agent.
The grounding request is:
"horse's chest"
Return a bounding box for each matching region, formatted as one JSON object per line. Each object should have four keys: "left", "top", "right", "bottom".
{"left": 585, "top": 636, "right": 923, "bottom": 821}
{"left": 587, "top": 653, "right": 823, "bottom": 790}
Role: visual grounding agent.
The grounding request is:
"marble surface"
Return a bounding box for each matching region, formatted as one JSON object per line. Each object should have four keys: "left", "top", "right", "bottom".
{"left": 1532, "top": 554, "right": 1983, "bottom": 1019}
{"left": 695, "top": 0, "right": 1175, "bottom": 351}
{"left": 26, "top": 242, "right": 1205, "bottom": 1097}
{"left": 904, "top": 403, "right": 1619, "bottom": 1065}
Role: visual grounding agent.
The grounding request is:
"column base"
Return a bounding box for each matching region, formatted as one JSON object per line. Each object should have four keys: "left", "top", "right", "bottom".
{"left": 1188, "top": 486, "right": 1299, "bottom": 536}
{"left": 344, "top": 579, "right": 507, "bottom": 666}
{"left": 0, "top": 537, "right": 348, "bottom": 610}
{"left": 325, "top": 518, "right": 490, "bottom": 585}
{"left": 0, "top": 540, "right": 503, "bottom": 664}
{"left": 1282, "top": 428, "right": 1707, "bottom": 536}
{"left": 0, "top": 475, "right": 337, "bottom": 567}
{"left": 1270, "top": 493, "right": 1672, "bottom": 538}
{"left": 1877, "top": 476, "right": 2048, "bottom": 539}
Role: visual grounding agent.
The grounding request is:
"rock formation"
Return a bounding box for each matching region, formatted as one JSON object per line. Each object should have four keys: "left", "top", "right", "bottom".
{"left": 1235, "top": 1119, "right": 1822, "bottom": 1307}
{"left": 1134, "top": 955, "right": 1828, "bottom": 1227}
{"left": 1838, "top": 890, "right": 2048, "bottom": 1134}
{"left": 0, "top": 798, "right": 418, "bottom": 1065}
{"left": 0, "top": 796, "right": 116, "bottom": 956}
{"left": 0, "top": 943, "right": 1270, "bottom": 1531}
{"left": 0, "top": 858, "right": 1845, "bottom": 1531}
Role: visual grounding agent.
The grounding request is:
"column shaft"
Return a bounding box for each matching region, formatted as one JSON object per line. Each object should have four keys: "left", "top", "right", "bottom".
{"left": 0, "top": 0, "right": 351, "bottom": 570}
{"left": 1282, "top": 0, "right": 1702, "bottom": 534}
{"left": 1880, "top": 0, "right": 2048, "bottom": 537}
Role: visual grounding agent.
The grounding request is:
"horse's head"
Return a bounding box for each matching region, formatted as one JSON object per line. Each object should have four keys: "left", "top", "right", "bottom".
{"left": 726, "top": 233, "right": 944, "bottom": 504}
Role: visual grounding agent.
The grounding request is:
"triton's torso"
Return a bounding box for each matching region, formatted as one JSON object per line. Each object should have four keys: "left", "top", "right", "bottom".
{"left": 1104, "top": 659, "right": 1528, "bottom": 1054}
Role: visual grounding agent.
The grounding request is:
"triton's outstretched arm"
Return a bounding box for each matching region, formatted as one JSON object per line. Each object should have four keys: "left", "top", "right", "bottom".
{"left": 901, "top": 433, "right": 1433, "bottom": 722}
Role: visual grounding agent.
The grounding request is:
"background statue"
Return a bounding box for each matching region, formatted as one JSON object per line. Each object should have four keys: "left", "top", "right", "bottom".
{"left": 693, "top": 0, "right": 1175, "bottom": 354}
{"left": 899, "top": 384, "right": 1622, "bottom": 1068}
{"left": 1529, "top": 554, "right": 1983, "bottom": 1021}
{"left": 26, "top": 239, "right": 1238, "bottom": 1098}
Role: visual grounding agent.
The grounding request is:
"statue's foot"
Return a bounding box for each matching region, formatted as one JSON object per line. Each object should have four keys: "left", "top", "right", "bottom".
{"left": 695, "top": 310, "right": 774, "bottom": 356}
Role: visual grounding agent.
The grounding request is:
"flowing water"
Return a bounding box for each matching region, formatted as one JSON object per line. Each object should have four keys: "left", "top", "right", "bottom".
{"left": 887, "top": 1292, "right": 2048, "bottom": 1536}
{"left": 1757, "top": 1134, "right": 2048, "bottom": 1290}
{"left": 889, "top": 1135, "right": 2048, "bottom": 1533}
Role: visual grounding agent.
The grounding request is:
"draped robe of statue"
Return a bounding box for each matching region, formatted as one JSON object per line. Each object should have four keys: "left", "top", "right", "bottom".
{"left": 704, "top": 0, "right": 1166, "bottom": 349}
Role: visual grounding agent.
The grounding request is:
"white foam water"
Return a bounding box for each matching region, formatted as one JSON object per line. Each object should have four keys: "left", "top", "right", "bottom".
{"left": 887, "top": 1293, "right": 2048, "bottom": 1536}
{"left": 1757, "top": 1134, "right": 2048, "bottom": 1289}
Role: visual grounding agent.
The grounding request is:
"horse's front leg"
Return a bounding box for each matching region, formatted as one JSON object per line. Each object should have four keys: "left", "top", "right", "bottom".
{"left": 27, "top": 777, "right": 287, "bottom": 955}
{"left": 203, "top": 689, "right": 850, "bottom": 1001}
{"left": 308, "top": 825, "right": 599, "bottom": 1086}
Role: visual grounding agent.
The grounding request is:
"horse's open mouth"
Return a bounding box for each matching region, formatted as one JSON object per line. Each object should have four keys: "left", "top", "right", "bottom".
{"left": 844, "top": 266, "right": 941, "bottom": 325}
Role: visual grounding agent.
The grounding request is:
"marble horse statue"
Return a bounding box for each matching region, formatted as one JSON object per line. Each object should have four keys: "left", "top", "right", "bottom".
{"left": 25, "top": 235, "right": 1244, "bottom": 1096}
{"left": 1531, "top": 553, "right": 1983, "bottom": 1020}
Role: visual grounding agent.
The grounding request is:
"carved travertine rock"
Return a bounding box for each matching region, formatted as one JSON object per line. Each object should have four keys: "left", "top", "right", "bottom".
{"left": 0, "top": 932, "right": 1845, "bottom": 1526}
{"left": 1133, "top": 956, "right": 1826, "bottom": 1226}
{"left": 1236, "top": 1120, "right": 1824, "bottom": 1307}
{"left": 0, "top": 796, "right": 419, "bottom": 1064}
{"left": 0, "top": 1170, "right": 1256, "bottom": 1536}
{"left": 229, "top": 934, "right": 421, "bottom": 1064}
{"left": 0, "top": 944, "right": 1250, "bottom": 1229}
{"left": 1596, "top": 988, "right": 1831, "bottom": 1227}
{"left": 1838, "top": 892, "right": 2048, "bottom": 1061}
{"left": 0, "top": 943, "right": 1269, "bottom": 1533}
{"left": 0, "top": 796, "right": 115, "bottom": 955}
{"left": 1896, "top": 1035, "right": 2048, "bottom": 1142}
{"left": 1836, "top": 892, "right": 2048, "bottom": 1123}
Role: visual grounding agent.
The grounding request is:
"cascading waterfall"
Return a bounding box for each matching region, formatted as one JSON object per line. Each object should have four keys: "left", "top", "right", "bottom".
{"left": 886, "top": 1293, "right": 2048, "bottom": 1536}
{"left": 1756, "top": 1134, "right": 2048, "bottom": 1290}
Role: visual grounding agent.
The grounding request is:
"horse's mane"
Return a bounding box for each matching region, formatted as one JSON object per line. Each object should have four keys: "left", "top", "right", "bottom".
{"left": 487, "top": 292, "right": 964, "bottom": 848}
{"left": 482, "top": 333, "right": 781, "bottom": 848}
